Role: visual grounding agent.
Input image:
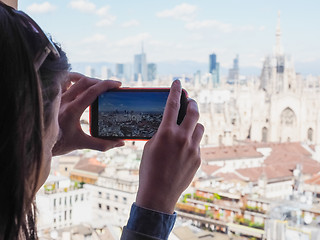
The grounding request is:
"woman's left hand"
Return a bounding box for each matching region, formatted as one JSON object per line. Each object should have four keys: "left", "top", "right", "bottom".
{"left": 52, "top": 72, "right": 125, "bottom": 156}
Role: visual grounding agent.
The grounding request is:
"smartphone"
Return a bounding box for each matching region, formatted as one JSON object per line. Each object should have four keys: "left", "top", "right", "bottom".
{"left": 90, "top": 88, "right": 188, "bottom": 140}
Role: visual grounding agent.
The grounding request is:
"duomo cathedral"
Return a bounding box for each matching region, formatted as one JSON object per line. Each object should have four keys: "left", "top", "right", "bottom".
{"left": 193, "top": 14, "right": 320, "bottom": 147}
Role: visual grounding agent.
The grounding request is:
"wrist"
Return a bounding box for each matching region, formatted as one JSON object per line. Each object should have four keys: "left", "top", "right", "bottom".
{"left": 136, "top": 188, "right": 178, "bottom": 214}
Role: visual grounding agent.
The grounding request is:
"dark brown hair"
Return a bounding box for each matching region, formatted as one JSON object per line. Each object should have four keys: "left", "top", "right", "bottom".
{"left": 0, "top": 2, "right": 70, "bottom": 239}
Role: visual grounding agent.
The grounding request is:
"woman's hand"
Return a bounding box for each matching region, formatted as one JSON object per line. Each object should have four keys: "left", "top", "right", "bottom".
{"left": 52, "top": 72, "right": 124, "bottom": 156}
{"left": 136, "top": 80, "right": 204, "bottom": 214}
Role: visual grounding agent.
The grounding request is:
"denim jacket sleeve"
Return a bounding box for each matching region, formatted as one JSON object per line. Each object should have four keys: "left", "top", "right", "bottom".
{"left": 120, "top": 203, "right": 176, "bottom": 240}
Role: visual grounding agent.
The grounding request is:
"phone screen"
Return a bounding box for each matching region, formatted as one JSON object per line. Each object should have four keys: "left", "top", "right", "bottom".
{"left": 98, "top": 91, "right": 168, "bottom": 138}
{"left": 90, "top": 88, "right": 188, "bottom": 139}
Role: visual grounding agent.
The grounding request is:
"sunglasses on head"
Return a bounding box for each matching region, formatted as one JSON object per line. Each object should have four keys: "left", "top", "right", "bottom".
{"left": 0, "top": 2, "right": 60, "bottom": 71}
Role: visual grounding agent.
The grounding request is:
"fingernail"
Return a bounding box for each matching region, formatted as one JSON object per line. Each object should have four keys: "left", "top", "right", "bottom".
{"left": 173, "top": 79, "right": 181, "bottom": 88}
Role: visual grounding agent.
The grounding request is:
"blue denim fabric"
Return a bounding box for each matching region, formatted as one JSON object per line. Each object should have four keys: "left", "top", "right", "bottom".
{"left": 126, "top": 203, "right": 177, "bottom": 240}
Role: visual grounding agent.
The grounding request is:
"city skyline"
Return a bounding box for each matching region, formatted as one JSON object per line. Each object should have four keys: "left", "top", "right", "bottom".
{"left": 19, "top": 1, "right": 320, "bottom": 75}
{"left": 99, "top": 91, "right": 168, "bottom": 113}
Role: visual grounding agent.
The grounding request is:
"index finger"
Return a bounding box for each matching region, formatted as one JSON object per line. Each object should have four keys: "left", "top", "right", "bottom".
{"left": 72, "top": 80, "right": 122, "bottom": 117}
{"left": 160, "top": 80, "right": 182, "bottom": 127}
{"left": 68, "top": 72, "right": 87, "bottom": 83}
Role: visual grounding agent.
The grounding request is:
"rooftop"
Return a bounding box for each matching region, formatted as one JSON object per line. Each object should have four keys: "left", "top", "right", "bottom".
{"left": 201, "top": 145, "right": 263, "bottom": 162}
{"left": 73, "top": 158, "right": 106, "bottom": 174}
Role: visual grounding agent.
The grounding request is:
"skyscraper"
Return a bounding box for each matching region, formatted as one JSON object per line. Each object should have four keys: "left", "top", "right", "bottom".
{"left": 209, "top": 52, "right": 220, "bottom": 87}
{"left": 209, "top": 53, "right": 217, "bottom": 73}
{"left": 228, "top": 55, "right": 239, "bottom": 84}
{"left": 85, "top": 65, "right": 95, "bottom": 78}
{"left": 147, "top": 63, "right": 157, "bottom": 81}
{"left": 101, "top": 66, "right": 112, "bottom": 79}
{"left": 115, "top": 63, "right": 124, "bottom": 79}
{"left": 134, "top": 44, "right": 148, "bottom": 82}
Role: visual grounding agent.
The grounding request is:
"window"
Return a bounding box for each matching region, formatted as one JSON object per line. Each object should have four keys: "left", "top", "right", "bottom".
{"left": 81, "top": 193, "right": 84, "bottom": 201}
{"left": 65, "top": 167, "right": 68, "bottom": 172}
{"left": 53, "top": 198, "right": 56, "bottom": 208}
{"left": 98, "top": 191, "right": 102, "bottom": 198}
{"left": 262, "top": 127, "right": 268, "bottom": 142}
{"left": 123, "top": 197, "right": 127, "bottom": 204}
{"left": 106, "top": 193, "right": 110, "bottom": 200}
{"left": 98, "top": 203, "right": 102, "bottom": 209}
{"left": 308, "top": 128, "right": 313, "bottom": 142}
{"left": 64, "top": 211, "right": 67, "bottom": 221}
{"left": 115, "top": 195, "right": 118, "bottom": 202}
{"left": 75, "top": 194, "right": 78, "bottom": 202}
{"left": 106, "top": 205, "right": 110, "bottom": 211}
{"left": 280, "top": 108, "right": 296, "bottom": 125}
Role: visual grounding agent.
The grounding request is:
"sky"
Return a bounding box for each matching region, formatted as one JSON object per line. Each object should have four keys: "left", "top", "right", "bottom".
{"left": 19, "top": 0, "right": 320, "bottom": 71}
{"left": 99, "top": 91, "right": 168, "bottom": 112}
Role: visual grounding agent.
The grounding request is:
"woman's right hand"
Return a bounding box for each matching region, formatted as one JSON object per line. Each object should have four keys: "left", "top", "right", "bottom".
{"left": 136, "top": 80, "right": 204, "bottom": 214}
{"left": 52, "top": 72, "right": 124, "bottom": 156}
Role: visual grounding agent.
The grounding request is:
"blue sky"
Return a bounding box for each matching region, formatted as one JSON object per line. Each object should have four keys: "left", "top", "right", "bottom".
{"left": 99, "top": 92, "right": 168, "bottom": 112}
{"left": 19, "top": 0, "right": 320, "bottom": 71}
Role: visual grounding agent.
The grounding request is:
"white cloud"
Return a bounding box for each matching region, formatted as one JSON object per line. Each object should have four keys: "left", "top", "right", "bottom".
{"left": 156, "top": 3, "right": 197, "bottom": 21}
{"left": 82, "top": 33, "right": 107, "bottom": 43}
{"left": 115, "top": 33, "right": 151, "bottom": 47}
{"left": 95, "top": 6, "right": 116, "bottom": 26}
{"left": 96, "top": 16, "right": 116, "bottom": 27}
{"left": 122, "top": 20, "right": 140, "bottom": 28}
{"left": 69, "top": 0, "right": 96, "bottom": 13}
{"left": 185, "top": 20, "right": 233, "bottom": 33}
{"left": 96, "top": 6, "right": 110, "bottom": 16}
{"left": 26, "top": 2, "right": 57, "bottom": 14}
{"left": 70, "top": 1, "right": 116, "bottom": 26}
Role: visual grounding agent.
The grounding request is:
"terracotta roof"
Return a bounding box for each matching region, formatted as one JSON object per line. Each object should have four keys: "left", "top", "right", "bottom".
{"left": 73, "top": 158, "right": 106, "bottom": 174}
{"left": 236, "top": 165, "right": 292, "bottom": 182}
{"left": 263, "top": 143, "right": 320, "bottom": 175}
{"left": 214, "top": 172, "right": 245, "bottom": 182}
{"left": 201, "top": 145, "right": 263, "bottom": 162}
{"left": 201, "top": 164, "right": 221, "bottom": 176}
{"left": 251, "top": 142, "right": 311, "bottom": 156}
{"left": 305, "top": 174, "right": 320, "bottom": 185}
{"left": 235, "top": 161, "right": 320, "bottom": 183}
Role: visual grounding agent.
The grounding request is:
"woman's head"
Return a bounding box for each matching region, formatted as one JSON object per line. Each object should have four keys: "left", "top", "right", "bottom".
{"left": 0, "top": 2, "right": 70, "bottom": 239}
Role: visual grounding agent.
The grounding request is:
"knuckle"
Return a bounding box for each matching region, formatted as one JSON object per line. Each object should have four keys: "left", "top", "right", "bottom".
{"left": 159, "top": 126, "right": 174, "bottom": 139}
{"left": 188, "top": 103, "right": 200, "bottom": 120}
{"left": 87, "top": 85, "right": 99, "bottom": 96}
{"left": 167, "top": 98, "right": 180, "bottom": 112}
{"left": 189, "top": 108, "right": 200, "bottom": 120}
{"left": 80, "top": 77, "right": 92, "bottom": 86}
{"left": 188, "top": 146, "right": 198, "bottom": 157}
{"left": 176, "top": 133, "right": 189, "bottom": 146}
